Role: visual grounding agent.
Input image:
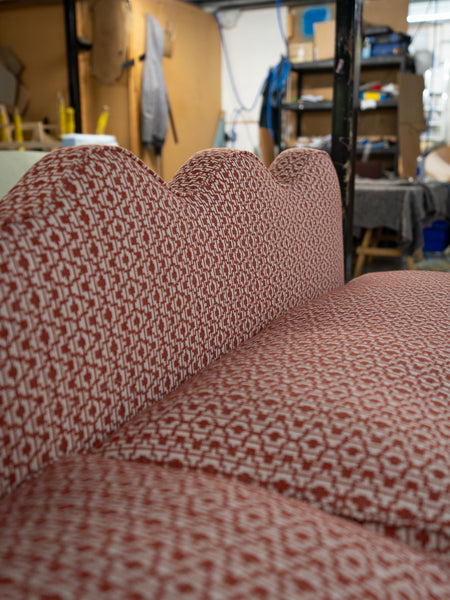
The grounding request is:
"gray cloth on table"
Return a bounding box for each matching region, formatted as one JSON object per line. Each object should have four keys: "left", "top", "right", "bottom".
{"left": 354, "top": 179, "right": 450, "bottom": 254}
{"left": 141, "top": 14, "right": 168, "bottom": 153}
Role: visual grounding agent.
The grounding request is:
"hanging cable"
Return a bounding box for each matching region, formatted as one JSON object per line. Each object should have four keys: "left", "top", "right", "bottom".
{"left": 214, "top": 6, "right": 291, "bottom": 149}
{"left": 214, "top": 11, "right": 269, "bottom": 147}
{"left": 275, "top": 0, "right": 289, "bottom": 56}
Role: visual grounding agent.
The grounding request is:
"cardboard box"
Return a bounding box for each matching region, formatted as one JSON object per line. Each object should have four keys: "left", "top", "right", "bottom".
{"left": 300, "top": 112, "right": 332, "bottom": 137}
{"left": 314, "top": 20, "right": 335, "bottom": 61}
{"left": 363, "top": 0, "right": 409, "bottom": 34}
{"left": 289, "top": 4, "right": 335, "bottom": 42}
{"left": 398, "top": 73, "right": 426, "bottom": 126}
{"left": 399, "top": 123, "right": 425, "bottom": 178}
{"left": 424, "top": 146, "right": 450, "bottom": 183}
{"left": 301, "top": 86, "right": 333, "bottom": 102}
{"left": 288, "top": 42, "right": 314, "bottom": 64}
{"left": 397, "top": 73, "right": 426, "bottom": 178}
{"left": 358, "top": 109, "right": 397, "bottom": 137}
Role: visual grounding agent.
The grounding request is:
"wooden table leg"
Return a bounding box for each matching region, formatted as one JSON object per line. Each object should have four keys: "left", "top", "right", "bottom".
{"left": 354, "top": 228, "right": 373, "bottom": 278}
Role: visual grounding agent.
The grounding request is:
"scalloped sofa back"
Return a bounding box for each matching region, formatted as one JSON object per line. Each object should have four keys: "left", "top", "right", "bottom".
{"left": 1, "top": 145, "right": 449, "bottom": 599}
{"left": 0, "top": 145, "right": 343, "bottom": 497}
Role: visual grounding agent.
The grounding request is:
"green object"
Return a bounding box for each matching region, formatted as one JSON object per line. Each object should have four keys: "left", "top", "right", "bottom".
{"left": 0, "top": 150, "right": 47, "bottom": 198}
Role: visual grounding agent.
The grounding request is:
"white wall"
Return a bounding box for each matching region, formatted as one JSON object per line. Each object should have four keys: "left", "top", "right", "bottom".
{"left": 408, "top": 1, "right": 450, "bottom": 144}
{"left": 215, "top": 7, "right": 288, "bottom": 155}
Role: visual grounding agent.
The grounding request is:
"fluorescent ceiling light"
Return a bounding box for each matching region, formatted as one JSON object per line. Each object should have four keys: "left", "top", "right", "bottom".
{"left": 407, "top": 11, "right": 450, "bottom": 23}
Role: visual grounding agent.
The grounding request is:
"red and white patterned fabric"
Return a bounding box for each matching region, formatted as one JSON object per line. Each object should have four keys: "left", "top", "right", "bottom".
{"left": 97, "top": 269, "right": 450, "bottom": 567}
{"left": 1, "top": 144, "right": 449, "bottom": 598}
{"left": 97, "top": 272, "right": 450, "bottom": 566}
{"left": 1, "top": 454, "right": 449, "bottom": 599}
{"left": 0, "top": 145, "right": 343, "bottom": 497}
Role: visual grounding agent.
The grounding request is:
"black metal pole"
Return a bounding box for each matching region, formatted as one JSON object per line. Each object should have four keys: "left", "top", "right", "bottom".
{"left": 63, "top": 0, "right": 82, "bottom": 133}
{"left": 331, "top": 0, "right": 363, "bottom": 281}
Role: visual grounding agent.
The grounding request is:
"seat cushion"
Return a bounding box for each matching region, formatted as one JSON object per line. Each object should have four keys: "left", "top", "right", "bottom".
{"left": 95, "top": 270, "right": 450, "bottom": 566}
{"left": 0, "top": 454, "right": 448, "bottom": 599}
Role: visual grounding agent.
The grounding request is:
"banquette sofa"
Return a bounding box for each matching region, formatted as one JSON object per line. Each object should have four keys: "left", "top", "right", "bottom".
{"left": 0, "top": 144, "right": 449, "bottom": 599}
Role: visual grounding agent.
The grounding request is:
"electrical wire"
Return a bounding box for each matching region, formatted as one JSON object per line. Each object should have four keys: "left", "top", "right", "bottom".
{"left": 276, "top": 0, "right": 289, "bottom": 55}
{"left": 214, "top": 11, "right": 268, "bottom": 147}
{"left": 214, "top": 6, "right": 289, "bottom": 148}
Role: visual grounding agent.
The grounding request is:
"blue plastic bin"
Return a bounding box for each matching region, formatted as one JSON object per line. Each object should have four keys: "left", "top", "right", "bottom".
{"left": 423, "top": 220, "right": 450, "bottom": 252}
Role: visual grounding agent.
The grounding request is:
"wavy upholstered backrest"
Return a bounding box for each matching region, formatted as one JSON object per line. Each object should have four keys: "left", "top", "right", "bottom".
{"left": 0, "top": 145, "right": 343, "bottom": 496}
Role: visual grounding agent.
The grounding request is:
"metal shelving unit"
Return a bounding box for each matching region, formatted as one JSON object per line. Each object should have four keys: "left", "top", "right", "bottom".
{"left": 280, "top": 56, "right": 414, "bottom": 175}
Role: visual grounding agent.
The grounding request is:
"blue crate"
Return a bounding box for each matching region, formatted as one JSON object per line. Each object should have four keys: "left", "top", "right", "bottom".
{"left": 371, "top": 43, "right": 406, "bottom": 57}
{"left": 367, "top": 33, "right": 410, "bottom": 57}
{"left": 423, "top": 220, "right": 450, "bottom": 252}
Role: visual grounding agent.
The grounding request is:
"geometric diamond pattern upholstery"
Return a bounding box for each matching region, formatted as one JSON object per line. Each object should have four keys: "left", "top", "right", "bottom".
{"left": 97, "top": 269, "right": 450, "bottom": 567}
{"left": 0, "top": 455, "right": 449, "bottom": 599}
{"left": 0, "top": 145, "right": 343, "bottom": 497}
{"left": 1, "top": 144, "right": 449, "bottom": 598}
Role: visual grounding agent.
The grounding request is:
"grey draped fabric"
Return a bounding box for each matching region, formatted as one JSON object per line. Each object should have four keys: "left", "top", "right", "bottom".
{"left": 354, "top": 179, "right": 450, "bottom": 253}
{"left": 141, "top": 14, "right": 168, "bottom": 154}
